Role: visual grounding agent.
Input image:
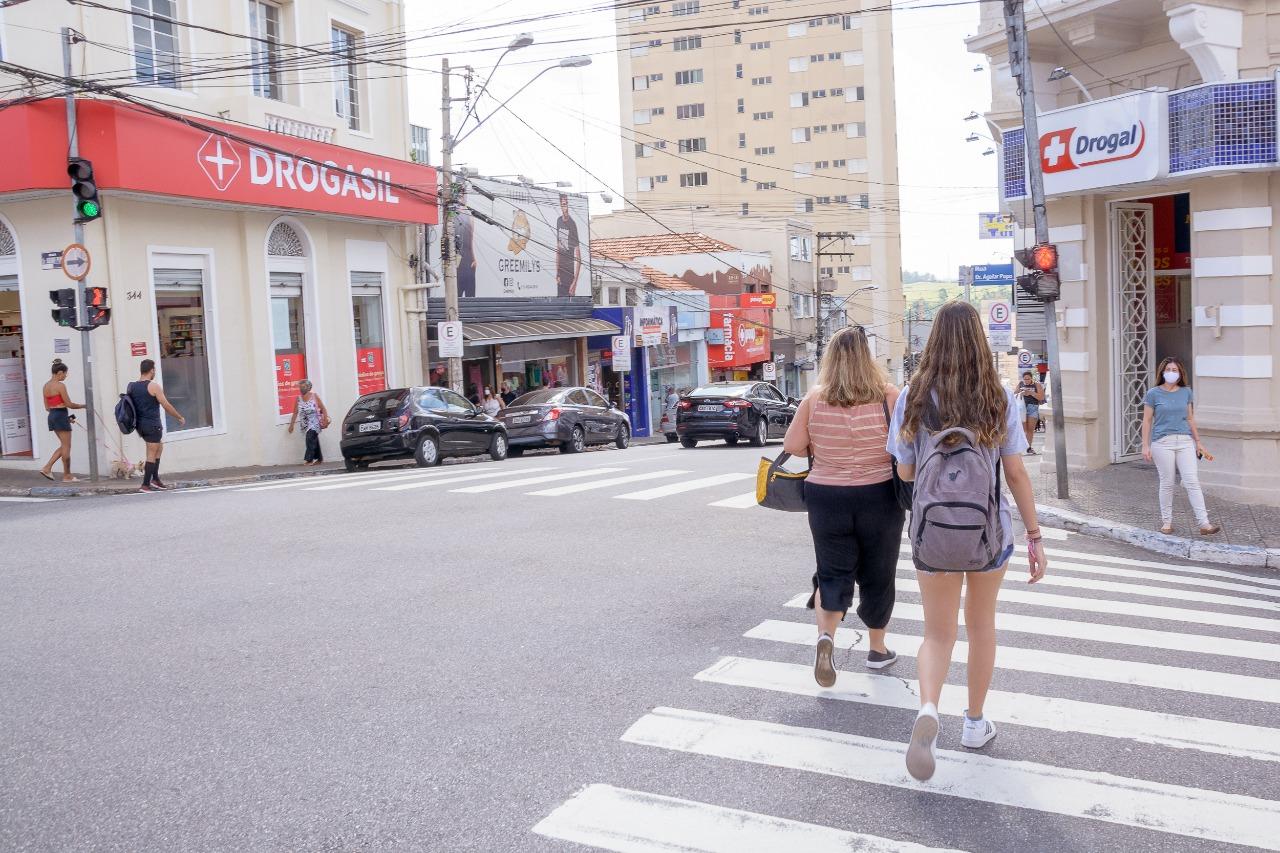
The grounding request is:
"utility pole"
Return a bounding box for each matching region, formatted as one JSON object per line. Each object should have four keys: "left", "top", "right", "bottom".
{"left": 439, "top": 58, "right": 462, "bottom": 393}
{"left": 1004, "top": 0, "right": 1069, "bottom": 499}
{"left": 62, "top": 27, "right": 99, "bottom": 482}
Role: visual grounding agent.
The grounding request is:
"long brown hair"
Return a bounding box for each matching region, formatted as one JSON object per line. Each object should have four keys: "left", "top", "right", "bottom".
{"left": 816, "top": 325, "right": 888, "bottom": 406}
{"left": 901, "top": 301, "right": 1007, "bottom": 447}
{"left": 1156, "top": 356, "right": 1187, "bottom": 388}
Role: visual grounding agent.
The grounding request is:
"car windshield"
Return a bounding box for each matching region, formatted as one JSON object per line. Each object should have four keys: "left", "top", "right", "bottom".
{"left": 349, "top": 389, "right": 407, "bottom": 416}
{"left": 690, "top": 384, "right": 752, "bottom": 397}
{"left": 511, "top": 390, "right": 565, "bottom": 406}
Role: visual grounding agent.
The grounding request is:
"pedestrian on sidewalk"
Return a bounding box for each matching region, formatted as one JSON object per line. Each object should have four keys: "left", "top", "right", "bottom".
{"left": 39, "top": 358, "right": 85, "bottom": 483}
{"left": 1141, "top": 357, "right": 1220, "bottom": 536}
{"left": 1015, "top": 371, "right": 1045, "bottom": 454}
{"left": 128, "top": 359, "right": 184, "bottom": 492}
{"left": 481, "top": 387, "right": 502, "bottom": 417}
{"left": 888, "top": 301, "right": 1046, "bottom": 782}
{"left": 783, "top": 325, "right": 905, "bottom": 687}
{"left": 287, "top": 379, "right": 329, "bottom": 465}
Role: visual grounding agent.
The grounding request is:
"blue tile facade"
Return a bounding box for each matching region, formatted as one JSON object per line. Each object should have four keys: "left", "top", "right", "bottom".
{"left": 1002, "top": 127, "right": 1027, "bottom": 199}
{"left": 1169, "top": 79, "right": 1277, "bottom": 174}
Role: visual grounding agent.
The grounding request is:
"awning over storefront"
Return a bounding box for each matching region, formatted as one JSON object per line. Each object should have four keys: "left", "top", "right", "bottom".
{"left": 453, "top": 318, "right": 620, "bottom": 345}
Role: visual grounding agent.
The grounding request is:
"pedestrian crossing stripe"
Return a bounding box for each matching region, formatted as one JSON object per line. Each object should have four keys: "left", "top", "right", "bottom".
{"left": 371, "top": 468, "right": 559, "bottom": 492}
{"left": 527, "top": 469, "right": 688, "bottom": 496}
{"left": 451, "top": 467, "right": 628, "bottom": 494}
{"left": 620, "top": 707, "right": 1280, "bottom": 851}
{"left": 746, "top": 619, "right": 1280, "bottom": 704}
{"left": 533, "top": 784, "right": 969, "bottom": 853}
{"left": 1032, "top": 544, "right": 1280, "bottom": 588}
{"left": 781, "top": 595, "right": 1280, "bottom": 664}
{"left": 0, "top": 496, "right": 63, "bottom": 502}
{"left": 1004, "top": 553, "right": 1280, "bottom": 599}
{"left": 614, "top": 472, "right": 756, "bottom": 501}
{"left": 696, "top": 656, "right": 1280, "bottom": 764}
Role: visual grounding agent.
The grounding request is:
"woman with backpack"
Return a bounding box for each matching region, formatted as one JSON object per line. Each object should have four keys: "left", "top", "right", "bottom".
{"left": 783, "top": 325, "right": 905, "bottom": 686}
{"left": 887, "top": 301, "right": 1047, "bottom": 781}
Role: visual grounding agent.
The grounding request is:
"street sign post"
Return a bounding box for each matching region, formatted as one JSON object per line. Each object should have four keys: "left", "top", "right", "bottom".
{"left": 610, "top": 336, "right": 632, "bottom": 372}
{"left": 762, "top": 361, "right": 777, "bottom": 381}
{"left": 437, "top": 321, "right": 464, "bottom": 358}
{"left": 61, "top": 243, "right": 90, "bottom": 281}
{"left": 1018, "top": 349, "right": 1034, "bottom": 369}
{"left": 986, "top": 300, "right": 1013, "bottom": 350}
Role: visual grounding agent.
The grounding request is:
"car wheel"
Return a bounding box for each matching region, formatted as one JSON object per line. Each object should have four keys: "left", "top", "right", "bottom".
{"left": 749, "top": 417, "right": 768, "bottom": 447}
{"left": 615, "top": 424, "right": 630, "bottom": 449}
{"left": 489, "top": 431, "right": 509, "bottom": 461}
{"left": 680, "top": 437, "right": 698, "bottom": 449}
{"left": 561, "top": 425, "right": 585, "bottom": 454}
{"left": 665, "top": 433, "right": 678, "bottom": 443}
{"left": 415, "top": 434, "right": 441, "bottom": 467}
{"left": 724, "top": 435, "right": 739, "bottom": 446}
{"left": 508, "top": 447, "right": 524, "bottom": 458}
{"left": 343, "top": 457, "right": 358, "bottom": 473}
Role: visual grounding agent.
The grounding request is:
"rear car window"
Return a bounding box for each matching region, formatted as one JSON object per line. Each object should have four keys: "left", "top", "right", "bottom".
{"left": 690, "top": 385, "right": 751, "bottom": 397}
{"left": 512, "top": 390, "right": 564, "bottom": 406}
{"left": 349, "top": 390, "right": 407, "bottom": 416}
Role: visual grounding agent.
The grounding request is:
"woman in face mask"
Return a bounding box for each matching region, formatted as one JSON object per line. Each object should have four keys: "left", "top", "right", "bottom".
{"left": 1141, "top": 357, "right": 1220, "bottom": 535}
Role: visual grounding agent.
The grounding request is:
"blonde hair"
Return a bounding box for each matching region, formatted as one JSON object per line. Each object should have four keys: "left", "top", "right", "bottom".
{"left": 815, "top": 325, "right": 888, "bottom": 407}
{"left": 901, "top": 301, "right": 1007, "bottom": 448}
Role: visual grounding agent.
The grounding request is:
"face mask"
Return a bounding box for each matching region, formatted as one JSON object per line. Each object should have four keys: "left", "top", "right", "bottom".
{"left": 1163, "top": 371, "right": 1180, "bottom": 385}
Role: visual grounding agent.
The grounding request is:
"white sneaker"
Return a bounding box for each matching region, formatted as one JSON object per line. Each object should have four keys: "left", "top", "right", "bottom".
{"left": 905, "top": 703, "right": 939, "bottom": 781}
{"left": 960, "top": 712, "right": 996, "bottom": 749}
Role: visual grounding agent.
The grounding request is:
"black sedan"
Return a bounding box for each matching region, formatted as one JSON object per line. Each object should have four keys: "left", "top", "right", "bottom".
{"left": 496, "top": 386, "right": 631, "bottom": 455}
{"left": 339, "top": 386, "right": 508, "bottom": 470}
{"left": 675, "top": 381, "right": 798, "bottom": 448}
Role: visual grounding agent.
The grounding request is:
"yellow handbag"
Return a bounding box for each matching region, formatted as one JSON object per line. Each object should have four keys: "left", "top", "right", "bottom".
{"left": 756, "top": 451, "right": 809, "bottom": 512}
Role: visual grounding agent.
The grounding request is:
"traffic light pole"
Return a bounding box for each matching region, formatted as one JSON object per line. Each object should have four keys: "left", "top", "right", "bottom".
{"left": 1004, "top": 1, "right": 1068, "bottom": 499}
{"left": 439, "top": 58, "right": 462, "bottom": 394}
{"left": 62, "top": 27, "right": 99, "bottom": 482}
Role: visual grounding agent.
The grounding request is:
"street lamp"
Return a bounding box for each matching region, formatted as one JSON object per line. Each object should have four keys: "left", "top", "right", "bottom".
{"left": 457, "top": 32, "right": 534, "bottom": 135}
{"left": 1048, "top": 66, "right": 1093, "bottom": 102}
{"left": 455, "top": 56, "right": 593, "bottom": 147}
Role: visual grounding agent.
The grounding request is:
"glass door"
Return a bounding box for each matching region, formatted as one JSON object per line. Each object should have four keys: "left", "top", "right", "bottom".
{"left": 350, "top": 272, "right": 386, "bottom": 396}
{"left": 155, "top": 268, "right": 214, "bottom": 432}
{"left": 270, "top": 272, "right": 307, "bottom": 416}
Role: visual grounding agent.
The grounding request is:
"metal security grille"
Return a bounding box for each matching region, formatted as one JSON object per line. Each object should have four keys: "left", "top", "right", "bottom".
{"left": 1169, "top": 79, "right": 1277, "bottom": 173}
{"left": 1002, "top": 128, "right": 1027, "bottom": 199}
{"left": 1111, "top": 204, "right": 1155, "bottom": 461}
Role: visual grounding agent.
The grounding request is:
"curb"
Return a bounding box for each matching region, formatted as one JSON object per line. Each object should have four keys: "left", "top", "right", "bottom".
{"left": 2, "top": 466, "right": 347, "bottom": 499}
{"left": 1034, "top": 504, "right": 1280, "bottom": 570}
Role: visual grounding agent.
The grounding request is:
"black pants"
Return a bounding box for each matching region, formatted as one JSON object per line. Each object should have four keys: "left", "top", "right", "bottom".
{"left": 805, "top": 479, "right": 906, "bottom": 629}
{"left": 304, "top": 429, "right": 322, "bottom": 463}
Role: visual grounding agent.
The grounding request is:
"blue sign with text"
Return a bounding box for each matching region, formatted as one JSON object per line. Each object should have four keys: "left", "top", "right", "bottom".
{"left": 971, "top": 263, "right": 1014, "bottom": 285}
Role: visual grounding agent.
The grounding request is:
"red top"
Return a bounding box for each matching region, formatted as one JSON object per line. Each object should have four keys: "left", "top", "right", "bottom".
{"left": 45, "top": 393, "right": 66, "bottom": 407}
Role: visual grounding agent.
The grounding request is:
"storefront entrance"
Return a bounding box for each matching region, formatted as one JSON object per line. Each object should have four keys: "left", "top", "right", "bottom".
{"left": 0, "top": 219, "right": 31, "bottom": 457}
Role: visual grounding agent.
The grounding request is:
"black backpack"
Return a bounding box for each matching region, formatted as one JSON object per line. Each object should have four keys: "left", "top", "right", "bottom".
{"left": 115, "top": 392, "right": 137, "bottom": 435}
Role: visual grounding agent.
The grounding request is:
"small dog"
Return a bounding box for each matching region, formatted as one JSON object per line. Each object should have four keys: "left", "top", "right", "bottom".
{"left": 110, "top": 459, "right": 145, "bottom": 480}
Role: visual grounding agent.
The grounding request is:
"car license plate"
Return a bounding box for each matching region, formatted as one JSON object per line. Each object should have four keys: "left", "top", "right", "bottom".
{"left": 697, "top": 405, "right": 720, "bottom": 412}
{"left": 512, "top": 415, "right": 532, "bottom": 424}
{"left": 358, "top": 421, "right": 380, "bottom": 433}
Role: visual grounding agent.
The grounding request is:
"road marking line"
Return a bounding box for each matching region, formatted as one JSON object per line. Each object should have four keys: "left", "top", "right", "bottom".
{"left": 527, "top": 469, "right": 688, "bottom": 496}
{"left": 1007, "top": 569, "right": 1280, "bottom": 612}
{"left": 450, "top": 467, "right": 628, "bottom": 493}
{"left": 532, "top": 784, "right": 968, "bottom": 853}
{"left": 781, "top": 596, "right": 1280, "bottom": 663}
{"left": 1034, "top": 544, "right": 1280, "bottom": 589}
{"left": 370, "top": 469, "right": 550, "bottom": 492}
{"left": 614, "top": 472, "right": 755, "bottom": 501}
{"left": 621, "top": 708, "right": 1280, "bottom": 850}
{"left": 708, "top": 491, "right": 760, "bottom": 508}
{"left": 696, "top": 656, "right": 1280, "bottom": 764}
{"left": 237, "top": 470, "right": 431, "bottom": 491}
{"left": 745, "top": 619, "right": 1280, "bottom": 704}
{"left": 301, "top": 465, "right": 544, "bottom": 491}
{"left": 0, "top": 496, "right": 62, "bottom": 502}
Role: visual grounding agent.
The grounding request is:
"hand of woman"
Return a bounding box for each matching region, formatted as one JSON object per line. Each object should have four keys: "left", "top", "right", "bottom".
{"left": 1025, "top": 537, "right": 1047, "bottom": 583}
{"left": 287, "top": 423, "right": 294, "bottom": 434}
{"left": 1142, "top": 445, "right": 1152, "bottom": 463}
{"left": 1197, "top": 443, "right": 1214, "bottom": 462}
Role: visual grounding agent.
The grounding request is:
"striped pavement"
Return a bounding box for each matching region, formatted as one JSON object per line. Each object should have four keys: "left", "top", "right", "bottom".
{"left": 533, "top": 541, "right": 1280, "bottom": 852}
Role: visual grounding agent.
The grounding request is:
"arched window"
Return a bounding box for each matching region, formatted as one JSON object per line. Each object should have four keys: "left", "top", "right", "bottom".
{"left": 266, "top": 220, "right": 310, "bottom": 417}
{"left": 267, "top": 222, "right": 305, "bottom": 257}
{"left": 0, "top": 220, "right": 15, "bottom": 258}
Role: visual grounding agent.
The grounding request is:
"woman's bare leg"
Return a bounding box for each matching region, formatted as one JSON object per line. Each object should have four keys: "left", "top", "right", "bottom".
{"left": 915, "top": 571, "right": 963, "bottom": 708}
{"left": 963, "top": 567, "right": 1007, "bottom": 718}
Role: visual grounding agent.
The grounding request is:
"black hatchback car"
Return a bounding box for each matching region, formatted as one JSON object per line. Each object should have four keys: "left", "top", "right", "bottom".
{"left": 496, "top": 386, "right": 631, "bottom": 455}
{"left": 339, "top": 386, "right": 508, "bottom": 470}
{"left": 675, "top": 381, "right": 798, "bottom": 448}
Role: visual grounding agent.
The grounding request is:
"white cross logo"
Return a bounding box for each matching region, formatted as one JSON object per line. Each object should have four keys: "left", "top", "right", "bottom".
{"left": 1043, "top": 134, "right": 1068, "bottom": 167}
{"left": 196, "top": 134, "right": 242, "bottom": 192}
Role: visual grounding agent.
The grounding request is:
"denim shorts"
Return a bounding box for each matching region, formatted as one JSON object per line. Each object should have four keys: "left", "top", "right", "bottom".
{"left": 1025, "top": 404, "right": 1040, "bottom": 420}
{"left": 917, "top": 543, "right": 1014, "bottom": 575}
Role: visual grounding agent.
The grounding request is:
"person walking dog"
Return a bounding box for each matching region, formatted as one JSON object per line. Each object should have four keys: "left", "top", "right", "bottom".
{"left": 888, "top": 301, "right": 1046, "bottom": 781}
{"left": 1141, "top": 357, "right": 1220, "bottom": 536}
{"left": 39, "top": 359, "right": 85, "bottom": 482}
{"left": 783, "top": 325, "right": 906, "bottom": 686}
{"left": 287, "top": 379, "right": 329, "bottom": 465}
{"left": 128, "top": 359, "right": 184, "bottom": 492}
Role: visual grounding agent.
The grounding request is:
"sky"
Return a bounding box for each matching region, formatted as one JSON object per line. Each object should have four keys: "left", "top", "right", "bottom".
{"left": 404, "top": 0, "right": 1015, "bottom": 280}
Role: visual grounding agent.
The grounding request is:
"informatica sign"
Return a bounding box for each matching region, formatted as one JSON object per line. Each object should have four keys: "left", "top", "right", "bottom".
{"left": 1007, "top": 91, "right": 1166, "bottom": 198}
{"left": 458, "top": 178, "right": 590, "bottom": 299}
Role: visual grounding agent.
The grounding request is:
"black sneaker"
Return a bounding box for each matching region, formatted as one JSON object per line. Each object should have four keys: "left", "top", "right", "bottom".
{"left": 814, "top": 635, "right": 836, "bottom": 688}
{"left": 865, "top": 649, "right": 898, "bottom": 670}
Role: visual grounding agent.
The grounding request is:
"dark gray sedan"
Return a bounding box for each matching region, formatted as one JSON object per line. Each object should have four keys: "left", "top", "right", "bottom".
{"left": 497, "top": 387, "right": 631, "bottom": 455}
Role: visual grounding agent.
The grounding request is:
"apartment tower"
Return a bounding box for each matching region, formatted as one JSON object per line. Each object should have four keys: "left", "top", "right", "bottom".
{"left": 615, "top": 0, "right": 903, "bottom": 371}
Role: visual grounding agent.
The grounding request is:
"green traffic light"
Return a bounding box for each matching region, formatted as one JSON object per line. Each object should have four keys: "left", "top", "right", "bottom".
{"left": 78, "top": 200, "right": 101, "bottom": 219}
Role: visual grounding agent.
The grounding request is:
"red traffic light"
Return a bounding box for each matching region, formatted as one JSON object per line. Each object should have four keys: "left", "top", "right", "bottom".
{"left": 1016, "top": 243, "right": 1058, "bottom": 273}
{"left": 86, "top": 286, "right": 107, "bottom": 307}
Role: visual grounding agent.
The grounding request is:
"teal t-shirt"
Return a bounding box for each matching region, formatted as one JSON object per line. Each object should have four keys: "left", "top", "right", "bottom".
{"left": 1145, "top": 386, "right": 1194, "bottom": 444}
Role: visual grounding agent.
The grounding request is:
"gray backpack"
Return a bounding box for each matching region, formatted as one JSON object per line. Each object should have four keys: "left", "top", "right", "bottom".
{"left": 909, "top": 417, "right": 1005, "bottom": 573}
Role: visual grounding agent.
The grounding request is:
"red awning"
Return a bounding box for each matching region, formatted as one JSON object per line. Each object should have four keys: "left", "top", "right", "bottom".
{"left": 0, "top": 99, "right": 438, "bottom": 225}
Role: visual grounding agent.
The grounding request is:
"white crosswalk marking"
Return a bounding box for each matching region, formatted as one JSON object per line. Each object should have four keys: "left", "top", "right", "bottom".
{"left": 450, "top": 467, "right": 628, "bottom": 494}
{"left": 782, "top": 595, "right": 1280, "bottom": 663}
{"left": 708, "top": 490, "right": 760, "bottom": 508}
{"left": 746, "top": 619, "right": 1280, "bottom": 704}
{"left": 526, "top": 469, "right": 687, "bottom": 496}
{"left": 621, "top": 708, "right": 1280, "bottom": 850}
{"left": 1032, "top": 544, "right": 1280, "bottom": 588}
{"left": 303, "top": 466, "right": 536, "bottom": 491}
{"left": 236, "top": 471, "right": 416, "bottom": 491}
{"left": 696, "top": 656, "right": 1280, "bottom": 763}
{"left": 614, "top": 472, "right": 755, "bottom": 501}
{"left": 0, "top": 496, "right": 62, "bottom": 502}
{"left": 370, "top": 468, "right": 551, "bottom": 492}
{"left": 533, "top": 784, "right": 968, "bottom": 853}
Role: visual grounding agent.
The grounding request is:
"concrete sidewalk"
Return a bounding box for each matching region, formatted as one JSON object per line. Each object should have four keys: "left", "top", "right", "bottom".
{"left": 1024, "top": 433, "right": 1280, "bottom": 568}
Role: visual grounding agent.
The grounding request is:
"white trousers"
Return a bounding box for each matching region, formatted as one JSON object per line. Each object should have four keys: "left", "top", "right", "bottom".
{"left": 1151, "top": 434, "right": 1208, "bottom": 526}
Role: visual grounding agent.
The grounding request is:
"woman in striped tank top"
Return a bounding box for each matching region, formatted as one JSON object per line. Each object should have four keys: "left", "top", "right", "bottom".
{"left": 783, "top": 325, "right": 906, "bottom": 686}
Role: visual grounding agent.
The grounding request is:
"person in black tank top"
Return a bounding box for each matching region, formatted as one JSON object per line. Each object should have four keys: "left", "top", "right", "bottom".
{"left": 131, "top": 359, "right": 185, "bottom": 492}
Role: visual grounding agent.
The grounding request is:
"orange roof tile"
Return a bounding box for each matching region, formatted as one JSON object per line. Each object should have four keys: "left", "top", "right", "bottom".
{"left": 590, "top": 232, "right": 738, "bottom": 261}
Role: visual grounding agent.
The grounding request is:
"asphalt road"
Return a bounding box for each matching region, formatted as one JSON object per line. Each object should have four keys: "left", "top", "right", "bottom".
{"left": 2, "top": 440, "right": 1279, "bottom": 852}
